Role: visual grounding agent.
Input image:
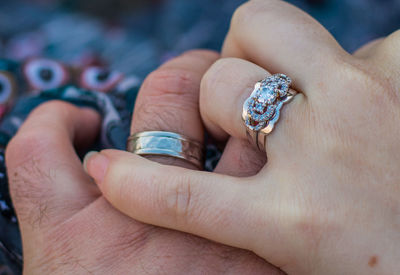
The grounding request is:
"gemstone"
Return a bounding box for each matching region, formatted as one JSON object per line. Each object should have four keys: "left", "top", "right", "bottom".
{"left": 266, "top": 104, "right": 276, "bottom": 116}
{"left": 276, "top": 82, "right": 289, "bottom": 97}
{"left": 258, "top": 86, "right": 276, "bottom": 104}
{"left": 254, "top": 102, "right": 265, "bottom": 113}
{"left": 277, "top": 74, "right": 291, "bottom": 85}
{"left": 245, "top": 117, "right": 266, "bottom": 131}
{"left": 244, "top": 73, "right": 292, "bottom": 132}
{"left": 249, "top": 101, "right": 277, "bottom": 122}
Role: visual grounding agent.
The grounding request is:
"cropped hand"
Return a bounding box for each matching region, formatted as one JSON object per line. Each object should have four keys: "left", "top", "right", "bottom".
{"left": 7, "top": 51, "right": 280, "bottom": 274}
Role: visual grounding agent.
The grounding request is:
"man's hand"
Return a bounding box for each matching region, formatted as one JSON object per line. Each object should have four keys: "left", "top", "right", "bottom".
{"left": 6, "top": 51, "right": 280, "bottom": 274}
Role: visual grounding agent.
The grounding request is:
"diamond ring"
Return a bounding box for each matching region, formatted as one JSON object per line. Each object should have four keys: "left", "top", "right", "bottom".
{"left": 242, "top": 74, "right": 297, "bottom": 151}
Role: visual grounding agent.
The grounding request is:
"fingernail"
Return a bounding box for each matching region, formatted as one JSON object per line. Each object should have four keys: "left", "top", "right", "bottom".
{"left": 83, "top": 151, "right": 109, "bottom": 184}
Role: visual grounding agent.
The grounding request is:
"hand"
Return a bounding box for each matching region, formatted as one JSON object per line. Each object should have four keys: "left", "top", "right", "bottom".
{"left": 6, "top": 51, "right": 280, "bottom": 274}
{"left": 84, "top": 1, "right": 400, "bottom": 274}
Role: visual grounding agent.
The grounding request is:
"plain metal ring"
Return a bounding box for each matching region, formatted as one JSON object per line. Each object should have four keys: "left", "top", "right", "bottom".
{"left": 127, "top": 131, "right": 204, "bottom": 169}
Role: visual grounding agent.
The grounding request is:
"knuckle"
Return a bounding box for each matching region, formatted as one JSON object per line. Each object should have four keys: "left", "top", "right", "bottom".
{"left": 201, "top": 58, "right": 229, "bottom": 94}
{"left": 380, "top": 29, "right": 400, "bottom": 53}
{"left": 134, "top": 97, "right": 187, "bottom": 131}
{"left": 114, "top": 167, "right": 137, "bottom": 208}
{"left": 291, "top": 211, "right": 325, "bottom": 260}
{"left": 31, "top": 100, "right": 76, "bottom": 118}
{"left": 275, "top": 181, "right": 342, "bottom": 261}
{"left": 6, "top": 101, "right": 76, "bottom": 167}
{"left": 5, "top": 101, "right": 79, "bottom": 228}
{"left": 181, "top": 49, "right": 219, "bottom": 60}
{"left": 337, "top": 60, "right": 398, "bottom": 105}
{"left": 6, "top": 128, "right": 58, "bottom": 226}
{"left": 200, "top": 58, "right": 248, "bottom": 127}
{"left": 200, "top": 58, "right": 236, "bottom": 108}
{"left": 231, "top": 1, "right": 255, "bottom": 30}
{"left": 6, "top": 146, "right": 53, "bottom": 228}
{"left": 141, "top": 67, "right": 199, "bottom": 101}
{"left": 134, "top": 68, "right": 202, "bottom": 131}
{"left": 6, "top": 126, "right": 57, "bottom": 169}
{"left": 6, "top": 100, "right": 75, "bottom": 168}
{"left": 231, "top": 0, "right": 278, "bottom": 30}
{"left": 235, "top": 140, "right": 267, "bottom": 175}
{"left": 164, "top": 174, "right": 196, "bottom": 225}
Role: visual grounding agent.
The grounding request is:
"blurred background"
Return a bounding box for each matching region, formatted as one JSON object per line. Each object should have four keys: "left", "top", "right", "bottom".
{"left": 0, "top": 0, "right": 399, "bottom": 78}
{"left": 0, "top": 0, "right": 399, "bottom": 274}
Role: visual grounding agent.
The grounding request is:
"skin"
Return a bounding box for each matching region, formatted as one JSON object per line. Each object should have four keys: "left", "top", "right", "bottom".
{"left": 84, "top": 1, "right": 400, "bottom": 274}
{"left": 6, "top": 51, "right": 281, "bottom": 274}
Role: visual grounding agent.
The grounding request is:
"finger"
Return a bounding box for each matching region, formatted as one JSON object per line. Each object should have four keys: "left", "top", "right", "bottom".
{"left": 84, "top": 149, "right": 268, "bottom": 253}
{"left": 222, "top": 0, "right": 349, "bottom": 94}
{"left": 131, "top": 50, "right": 219, "bottom": 169}
{"left": 353, "top": 38, "right": 383, "bottom": 58}
{"left": 133, "top": 50, "right": 266, "bottom": 178}
{"left": 6, "top": 101, "right": 101, "bottom": 229}
{"left": 200, "top": 58, "right": 266, "bottom": 141}
{"left": 214, "top": 137, "right": 266, "bottom": 177}
{"left": 200, "top": 57, "right": 306, "bottom": 159}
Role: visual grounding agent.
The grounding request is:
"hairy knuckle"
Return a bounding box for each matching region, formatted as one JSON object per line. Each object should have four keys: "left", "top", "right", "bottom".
{"left": 6, "top": 101, "right": 74, "bottom": 168}
{"left": 6, "top": 128, "right": 54, "bottom": 169}
{"left": 134, "top": 68, "right": 201, "bottom": 129}
{"left": 141, "top": 68, "right": 199, "bottom": 101}
{"left": 6, "top": 151, "right": 53, "bottom": 227}
{"left": 6, "top": 128, "right": 59, "bottom": 225}
{"left": 134, "top": 98, "right": 187, "bottom": 130}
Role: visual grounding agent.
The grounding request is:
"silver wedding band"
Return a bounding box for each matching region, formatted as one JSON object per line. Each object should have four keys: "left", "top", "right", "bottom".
{"left": 127, "top": 131, "right": 204, "bottom": 169}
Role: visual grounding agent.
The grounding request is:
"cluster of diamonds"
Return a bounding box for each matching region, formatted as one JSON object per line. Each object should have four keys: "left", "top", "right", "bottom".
{"left": 244, "top": 74, "right": 292, "bottom": 131}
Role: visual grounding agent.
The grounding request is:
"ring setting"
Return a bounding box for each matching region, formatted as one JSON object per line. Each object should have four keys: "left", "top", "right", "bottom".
{"left": 242, "top": 74, "right": 296, "bottom": 151}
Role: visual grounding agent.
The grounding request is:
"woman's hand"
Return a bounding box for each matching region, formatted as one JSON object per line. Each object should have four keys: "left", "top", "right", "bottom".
{"left": 6, "top": 51, "right": 281, "bottom": 274}
{"left": 85, "top": 1, "right": 400, "bottom": 274}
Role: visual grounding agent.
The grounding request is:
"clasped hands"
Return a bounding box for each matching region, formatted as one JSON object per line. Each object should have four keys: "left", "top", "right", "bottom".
{"left": 6, "top": 1, "right": 400, "bottom": 274}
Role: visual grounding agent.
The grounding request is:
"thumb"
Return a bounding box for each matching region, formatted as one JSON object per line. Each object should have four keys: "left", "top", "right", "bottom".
{"left": 84, "top": 149, "right": 259, "bottom": 252}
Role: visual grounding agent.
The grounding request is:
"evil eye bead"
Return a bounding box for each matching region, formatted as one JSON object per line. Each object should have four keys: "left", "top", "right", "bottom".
{"left": 23, "top": 58, "right": 69, "bottom": 91}
{"left": 80, "top": 67, "right": 123, "bottom": 93}
{"left": 0, "top": 71, "right": 16, "bottom": 103}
